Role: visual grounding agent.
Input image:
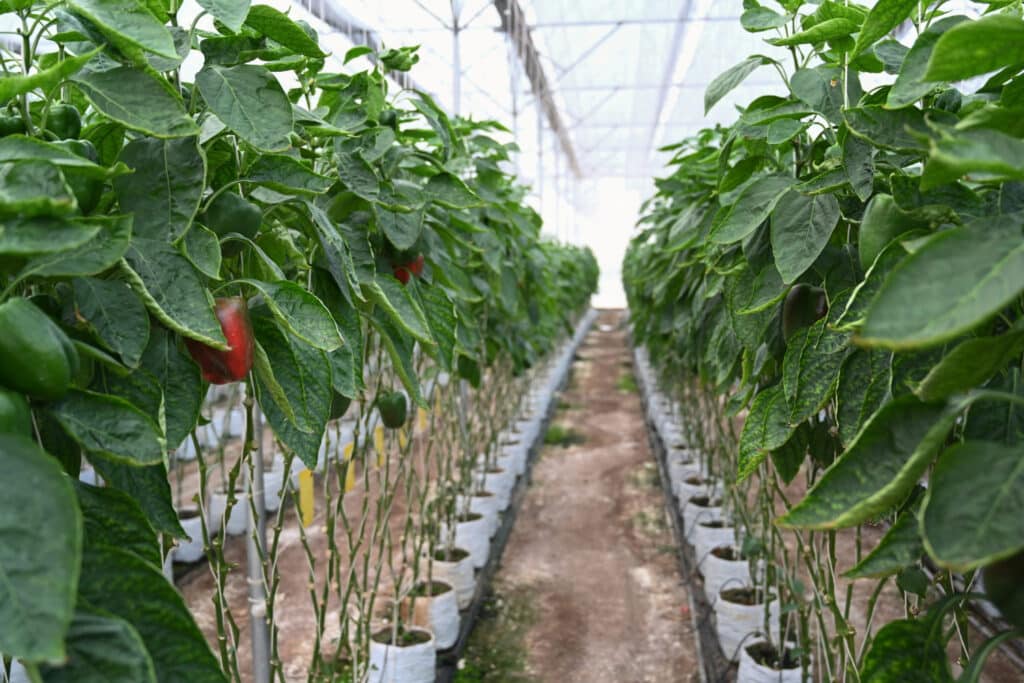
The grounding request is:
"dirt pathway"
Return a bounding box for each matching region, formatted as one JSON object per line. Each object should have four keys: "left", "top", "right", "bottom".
{"left": 467, "top": 309, "right": 698, "bottom": 682}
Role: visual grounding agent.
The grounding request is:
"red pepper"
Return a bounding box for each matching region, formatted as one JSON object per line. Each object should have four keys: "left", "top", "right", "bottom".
{"left": 185, "top": 297, "right": 255, "bottom": 384}
{"left": 392, "top": 254, "right": 425, "bottom": 286}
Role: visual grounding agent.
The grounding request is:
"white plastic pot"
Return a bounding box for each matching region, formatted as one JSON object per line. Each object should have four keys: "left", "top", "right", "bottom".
{"left": 367, "top": 628, "right": 436, "bottom": 683}
{"left": 681, "top": 495, "right": 724, "bottom": 539}
{"left": 714, "top": 590, "right": 781, "bottom": 663}
{"left": 458, "top": 492, "right": 500, "bottom": 538}
{"left": 703, "top": 546, "right": 753, "bottom": 603}
{"left": 693, "top": 521, "right": 735, "bottom": 571}
{"left": 174, "top": 436, "right": 197, "bottom": 462}
{"left": 496, "top": 450, "right": 526, "bottom": 478}
{"left": 6, "top": 661, "right": 30, "bottom": 683}
{"left": 738, "top": 640, "right": 807, "bottom": 683}
{"left": 439, "top": 514, "right": 490, "bottom": 569}
{"left": 263, "top": 457, "right": 287, "bottom": 512}
{"left": 674, "top": 472, "right": 719, "bottom": 505}
{"left": 431, "top": 548, "right": 476, "bottom": 609}
{"left": 403, "top": 582, "right": 460, "bottom": 650}
{"left": 208, "top": 487, "right": 248, "bottom": 536}
{"left": 172, "top": 508, "right": 206, "bottom": 563}
{"left": 481, "top": 467, "right": 514, "bottom": 510}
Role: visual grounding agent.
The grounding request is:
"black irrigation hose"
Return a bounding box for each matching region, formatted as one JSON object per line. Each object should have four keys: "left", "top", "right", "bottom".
{"left": 435, "top": 315, "right": 596, "bottom": 683}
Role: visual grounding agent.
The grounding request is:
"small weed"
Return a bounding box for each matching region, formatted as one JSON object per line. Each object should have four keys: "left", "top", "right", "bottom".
{"left": 455, "top": 584, "right": 537, "bottom": 682}
{"left": 616, "top": 373, "right": 638, "bottom": 393}
{"left": 543, "top": 423, "right": 586, "bottom": 448}
{"left": 557, "top": 399, "right": 574, "bottom": 412}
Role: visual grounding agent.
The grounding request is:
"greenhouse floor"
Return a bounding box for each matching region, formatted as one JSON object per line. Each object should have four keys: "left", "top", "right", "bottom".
{"left": 460, "top": 309, "right": 699, "bottom": 682}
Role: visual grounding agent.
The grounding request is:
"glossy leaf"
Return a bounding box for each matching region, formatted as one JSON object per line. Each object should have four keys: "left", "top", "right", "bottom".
{"left": 852, "top": 0, "right": 918, "bottom": 58}
{"left": 837, "top": 349, "right": 892, "bottom": 446}
{"left": 859, "top": 218, "right": 1024, "bottom": 350}
{"left": 67, "top": 0, "right": 177, "bottom": 62}
{"left": 924, "top": 15, "right": 1024, "bottom": 82}
{"left": 51, "top": 390, "right": 165, "bottom": 466}
{"left": 39, "top": 609, "right": 157, "bottom": 683}
{"left": 114, "top": 136, "right": 205, "bottom": 242}
{"left": 0, "top": 434, "right": 81, "bottom": 662}
{"left": 195, "top": 65, "right": 293, "bottom": 152}
{"left": 90, "top": 460, "right": 185, "bottom": 538}
{"left": 74, "top": 481, "right": 160, "bottom": 569}
{"left": 859, "top": 618, "right": 953, "bottom": 683}
{"left": 710, "top": 175, "right": 794, "bottom": 244}
{"left": 845, "top": 507, "right": 923, "bottom": 579}
{"left": 705, "top": 55, "right": 772, "bottom": 114}
{"left": 922, "top": 441, "right": 1024, "bottom": 571}
{"left": 770, "top": 190, "right": 840, "bottom": 284}
{"left": 737, "top": 384, "right": 795, "bottom": 481}
{"left": 238, "top": 279, "right": 341, "bottom": 351}
{"left": 72, "top": 277, "right": 150, "bottom": 368}
{"left": 73, "top": 67, "right": 198, "bottom": 139}
{"left": 244, "top": 4, "right": 325, "bottom": 57}
{"left": 887, "top": 17, "right": 966, "bottom": 109}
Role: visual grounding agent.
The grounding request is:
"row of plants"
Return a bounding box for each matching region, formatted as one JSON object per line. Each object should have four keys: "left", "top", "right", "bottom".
{"left": 625, "top": 0, "right": 1023, "bottom": 680}
{"left": 0, "top": 0, "right": 597, "bottom": 679}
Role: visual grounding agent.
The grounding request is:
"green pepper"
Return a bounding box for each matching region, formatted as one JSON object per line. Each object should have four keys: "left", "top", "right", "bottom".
{"left": 0, "top": 297, "right": 78, "bottom": 400}
{"left": 45, "top": 104, "right": 82, "bottom": 140}
{"left": 781, "top": 284, "right": 828, "bottom": 342}
{"left": 377, "top": 391, "right": 407, "bottom": 429}
{"left": 202, "top": 191, "right": 262, "bottom": 256}
{"left": 0, "top": 388, "right": 31, "bottom": 435}
{"left": 330, "top": 392, "right": 352, "bottom": 421}
{"left": 0, "top": 114, "right": 26, "bottom": 137}
{"left": 983, "top": 551, "right": 1024, "bottom": 631}
{"left": 53, "top": 139, "right": 103, "bottom": 214}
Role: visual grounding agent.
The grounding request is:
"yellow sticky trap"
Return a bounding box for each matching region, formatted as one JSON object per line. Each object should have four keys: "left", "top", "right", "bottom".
{"left": 417, "top": 407, "right": 428, "bottom": 432}
{"left": 434, "top": 392, "right": 443, "bottom": 414}
{"left": 374, "top": 425, "right": 385, "bottom": 467}
{"left": 343, "top": 443, "right": 356, "bottom": 493}
{"left": 398, "top": 428, "right": 409, "bottom": 450}
{"left": 298, "top": 469, "right": 314, "bottom": 527}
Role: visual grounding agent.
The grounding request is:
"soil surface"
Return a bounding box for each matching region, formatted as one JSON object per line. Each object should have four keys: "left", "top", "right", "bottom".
{"left": 476, "top": 309, "right": 699, "bottom": 682}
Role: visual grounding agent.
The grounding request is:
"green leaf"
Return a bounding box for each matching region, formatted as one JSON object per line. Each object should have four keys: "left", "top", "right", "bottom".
{"left": 17, "top": 214, "right": 132, "bottom": 280}
{"left": 925, "top": 15, "right": 1024, "bottom": 83}
{"left": 709, "top": 175, "right": 794, "bottom": 244}
{"left": 843, "top": 132, "right": 875, "bottom": 202}
{"left": 122, "top": 237, "right": 227, "bottom": 349}
{"left": 77, "top": 547, "right": 226, "bottom": 683}
{"left": 51, "top": 389, "right": 165, "bottom": 466}
{"left": 858, "top": 218, "right": 1024, "bottom": 350}
{"left": 771, "top": 421, "right": 809, "bottom": 485}
{"left": 138, "top": 326, "right": 202, "bottom": 449}
{"left": 246, "top": 154, "right": 332, "bottom": 195}
{"left": 89, "top": 460, "right": 185, "bottom": 538}
{"left": 67, "top": 0, "right": 177, "bottom": 63}
{"left": 860, "top": 618, "right": 953, "bottom": 683}
{"left": 335, "top": 150, "right": 380, "bottom": 201}
{"left": 114, "top": 136, "right": 206, "bottom": 242}
{"left": 376, "top": 206, "right": 424, "bottom": 251}
{"left": 0, "top": 215, "right": 99, "bottom": 256}
{"left": 0, "top": 160, "right": 78, "bottom": 218}
{"left": 782, "top": 314, "right": 850, "bottom": 424}
{"left": 922, "top": 441, "right": 1024, "bottom": 571}
{"left": 39, "top": 609, "right": 157, "bottom": 683}
{"left": 425, "top": 172, "right": 482, "bottom": 209}
{"left": 852, "top": 0, "right": 918, "bottom": 58}
{"left": 195, "top": 65, "right": 293, "bottom": 152}
{"left": 237, "top": 279, "right": 341, "bottom": 351}
{"left": 196, "top": 0, "right": 249, "bottom": 32}
{"left": 74, "top": 481, "right": 160, "bottom": 569}
{"left": 887, "top": 17, "right": 967, "bottom": 109}
{"left": 72, "top": 277, "right": 150, "bottom": 368}
{"left": 737, "top": 384, "right": 796, "bottom": 481}
{"left": 363, "top": 275, "right": 435, "bottom": 348}
{"left": 0, "top": 135, "right": 113, "bottom": 178}
{"left": 73, "top": 67, "right": 198, "bottom": 138}
{"left": 777, "top": 395, "right": 962, "bottom": 530}
{"left": 741, "top": 7, "right": 788, "bottom": 32}
{"left": 844, "top": 105, "right": 930, "bottom": 153}
{"left": 916, "top": 328, "right": 1024, "bottom": 402}
{"left": 0, "top": 434, "right": 81, "bottom": 662}
{"left": 768, "top": 17, "right": 861, "bottom": 47}
{"left": 244, "top": 4, "right": 325, "bottom": 57}
{"left": 182, "top": 224, "right": 222, "bottom": 280}
{"left": 252, "top": 315, "right": 330, "bottom": 468}
{"left": 415, "top": 282, "right": 457, "bottom": 372}
{"left": 705, "top": 55, "right": 772, "bottom": 114}
{"left": 922, "top": 127, "right": 1024, "bottom": 190}
{"left": 0, "top": 47, "right": 101, "bottom": 104}
{"left": 845, "top": 506, "right": 923, "bottom": 579}
{"left": 770, "top": 190, "right": 840, "bottom": 284}
{"left": 307, "top": 203, "right": 363, "bottom": 306}
{"left": 837, "top": 349, "right": 892, "bottom": 446}
{"left": 857, "top": 194, "right": 926, "bottom": 272}
{"left": 251, "top": 339, "right": 298, "bottom": 424}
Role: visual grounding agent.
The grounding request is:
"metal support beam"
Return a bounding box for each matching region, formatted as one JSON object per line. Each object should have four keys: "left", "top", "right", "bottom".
{"left": 494, "top": 0, "right": 581, "bottom": 177}
{"left": 530, "top": 16, "right": 739, "bottom": 29}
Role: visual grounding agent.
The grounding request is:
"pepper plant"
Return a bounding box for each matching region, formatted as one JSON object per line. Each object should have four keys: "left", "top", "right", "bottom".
{"left": 0, "top": 0, "right": 597, "bottom": 679}
{"left": 626, "top": 0, "right": 1024, "bottom": 678}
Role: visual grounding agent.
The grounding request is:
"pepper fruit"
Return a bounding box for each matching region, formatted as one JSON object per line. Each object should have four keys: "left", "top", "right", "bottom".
{"left": 781, "top": 284, "right": 828, "bottom": 342}
{"left": 330, "top": 392, "right": 352, "bottom": 420}
{"left": 983, "top": 550, "right": 1024, "bottom": 631}
{"left": 377, "top": 391, "right": 407, "bottom": 429}
{"left": 202, "top": 191, "right": 262, "bottom": 256}
{"left": 392, "top": 254, "right": 425, "bottom": 286}
{"left": 0, "top": 388, "right": 31, "bottom": 435}
{"left": 0, "top": 114, "right": 25, "bottom": 137}
{"left": 185, "top": 297, "right": 255, "bottom": 384}
{"left": 54, "top": 139, "right": 103, "bottom": 214}
{"left": 45, "top": 104, "right": 82, "bottom": 140}
{"left": 0, "top": 297, "right": 78, "bottom": 400}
